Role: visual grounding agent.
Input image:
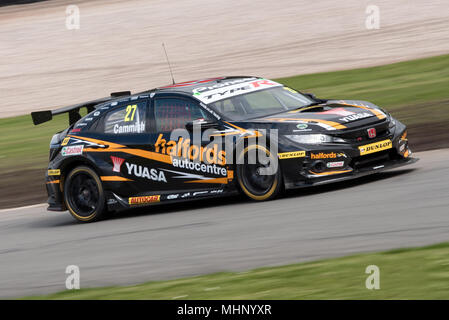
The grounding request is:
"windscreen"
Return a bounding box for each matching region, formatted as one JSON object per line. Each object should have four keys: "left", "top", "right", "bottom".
{"left": 209, "top": 87, "right": 314, "bottom": 120}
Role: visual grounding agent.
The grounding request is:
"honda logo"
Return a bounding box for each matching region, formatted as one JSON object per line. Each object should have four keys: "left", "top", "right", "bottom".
{"left": 367, "top": 128, "right": 377, "bottom": 139}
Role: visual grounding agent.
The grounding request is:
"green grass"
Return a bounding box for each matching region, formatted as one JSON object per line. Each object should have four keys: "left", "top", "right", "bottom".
{"left": 0, "top": 114, "right": 67, "bottom": 172}
{"left": 0, "top": 111, "right": 86, "bottom": 173}
{"left": 1, "top": 54, "right": 449, "bottom": 172}
{"left": 279, "top": 54, "right": 449, "bottom": 113}
{"left": 26, "top": 242, "right": 449, "bottom": 299}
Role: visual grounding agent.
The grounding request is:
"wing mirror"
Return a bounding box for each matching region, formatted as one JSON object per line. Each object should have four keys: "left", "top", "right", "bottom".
{"left": 185, "top": 119, "right": 218, "bottom": 131}
{"left": 304, "top": 92, "right": 317, "bottom": 100}
{"left": 303, "top": 92, "right": 327, "bottom": 103}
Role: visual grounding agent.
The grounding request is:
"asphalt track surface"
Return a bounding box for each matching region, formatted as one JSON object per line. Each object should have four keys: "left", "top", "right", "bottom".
{"left": 0, "top": 149, "right": 448, "bottom": 298}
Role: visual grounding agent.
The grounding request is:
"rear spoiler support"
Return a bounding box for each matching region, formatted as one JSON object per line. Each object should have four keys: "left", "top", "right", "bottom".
{"left": 31, "top": 91, "right": 131, "bottom": 126}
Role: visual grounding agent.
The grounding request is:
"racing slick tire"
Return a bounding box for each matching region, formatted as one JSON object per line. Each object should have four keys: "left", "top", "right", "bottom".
{"left": 236, "top": 143, "right": 282, "bottom": 201}
{"left": 64, "top": 166, "right": 106, "bottom": 222}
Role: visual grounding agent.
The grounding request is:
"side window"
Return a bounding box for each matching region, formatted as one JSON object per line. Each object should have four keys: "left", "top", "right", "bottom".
{"left": 154, "top": 98, "right": 210, "bottom": 132}
{"left": 104, "top": 101, "right": 147, "bottom": 134}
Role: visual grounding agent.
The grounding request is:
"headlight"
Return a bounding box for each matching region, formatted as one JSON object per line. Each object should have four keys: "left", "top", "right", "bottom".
{"left": 389, "top": 116, "right": 396, "bottom": 128}
{"left": 285, "top": 134, "right": 346, "bottom": 144}
{"left": 388, "top": 116, "right": 397, "bottom": 134}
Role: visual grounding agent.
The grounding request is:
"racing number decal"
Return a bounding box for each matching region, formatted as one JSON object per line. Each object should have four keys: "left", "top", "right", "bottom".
{"left": 124, "top": 104, "right": 137, "bottom": 122}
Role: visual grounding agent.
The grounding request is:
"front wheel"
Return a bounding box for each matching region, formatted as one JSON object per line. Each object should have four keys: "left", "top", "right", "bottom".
{"left": 236, "top": 144, "right": 282, "bottom": 201}
{"left": 64, "top": 166, "right": 106, "bottom": 222}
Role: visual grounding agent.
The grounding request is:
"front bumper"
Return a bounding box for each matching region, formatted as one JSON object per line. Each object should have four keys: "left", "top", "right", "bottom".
{"left": 285, "top": 155, "right": 418, "bottom": 189}
{"left": 281, "top": 125, "right": 416, "bottom": 189}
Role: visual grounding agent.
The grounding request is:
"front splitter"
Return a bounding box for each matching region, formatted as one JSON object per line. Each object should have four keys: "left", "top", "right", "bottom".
{"left": 287, "top": 157, "right": 419, "bottom": 189}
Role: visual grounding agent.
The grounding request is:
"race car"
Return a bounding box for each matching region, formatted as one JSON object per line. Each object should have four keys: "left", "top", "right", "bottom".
{"left": 32, "top": 76, "right": 417, "bottom": 222}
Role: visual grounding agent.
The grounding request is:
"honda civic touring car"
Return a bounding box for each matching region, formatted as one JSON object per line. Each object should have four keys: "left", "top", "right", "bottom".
{"left": 31, "top": 76, "right": 417, "bottom": 222}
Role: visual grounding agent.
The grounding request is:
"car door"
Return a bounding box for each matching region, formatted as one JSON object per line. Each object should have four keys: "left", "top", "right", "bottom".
{"left": 147, "top": 94, "right": 231, "bottom": 194}
{"left": 91, "top": 97, "right": 172, "bottom": 196}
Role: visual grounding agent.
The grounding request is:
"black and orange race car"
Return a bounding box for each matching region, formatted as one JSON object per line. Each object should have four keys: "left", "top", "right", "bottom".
{"left": 32, "top": 77, "right": 417, "bottom": 222}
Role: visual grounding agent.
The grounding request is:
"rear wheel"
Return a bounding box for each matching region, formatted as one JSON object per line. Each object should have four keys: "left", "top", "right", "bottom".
{"left": 64, "top": 166, "right": 106, "bottom": 222}
{"left": 236, "top": 144, "right": 282, "bottom": 201}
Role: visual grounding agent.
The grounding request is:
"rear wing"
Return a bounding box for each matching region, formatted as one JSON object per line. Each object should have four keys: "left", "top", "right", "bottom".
{"left": 31, "top": 91, "right": 131, "bottom": 126}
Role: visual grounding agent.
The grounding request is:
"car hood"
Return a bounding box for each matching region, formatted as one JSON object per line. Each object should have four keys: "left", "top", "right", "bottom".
{"left": 246, "top": 100, "right": 388, "bottom": 132}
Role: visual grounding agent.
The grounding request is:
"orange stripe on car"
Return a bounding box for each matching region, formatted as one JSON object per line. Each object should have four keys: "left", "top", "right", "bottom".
{"left": 287, "top": 105, "right": 323, "bottom": 113}
{"left": 100, "top": 176, "right": 133, "bottom": 182}
{"left": 118, "top": 148, "right": 172, "bottom": 164}
{"left": 309, "top": 169, "right": 352, "bottom": 176}
{"left": 401, "top": 131, "right": 408, "bottom": 141}
{"left": 354, "top": 105, "right": 386, "bottom": 120}
{"left": 185, "top": 177, "right": 229, "bottom": 184}
{"left": 211, "top": 122, "right": 262, "bottom": 138}
{"left": 337, "top": 102, "right": 386, "bottom": 120}
{"left": 266, "top": 118, "right": 347, "bottom": 130}
{"left": 72, "top": 136, "right": 173, "bottom": 164}
{"left": 68, "top": 135, "right": 125, "bottom": 150}
{"left": 46, "top": 180, "right": 60, "bottom": 184}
